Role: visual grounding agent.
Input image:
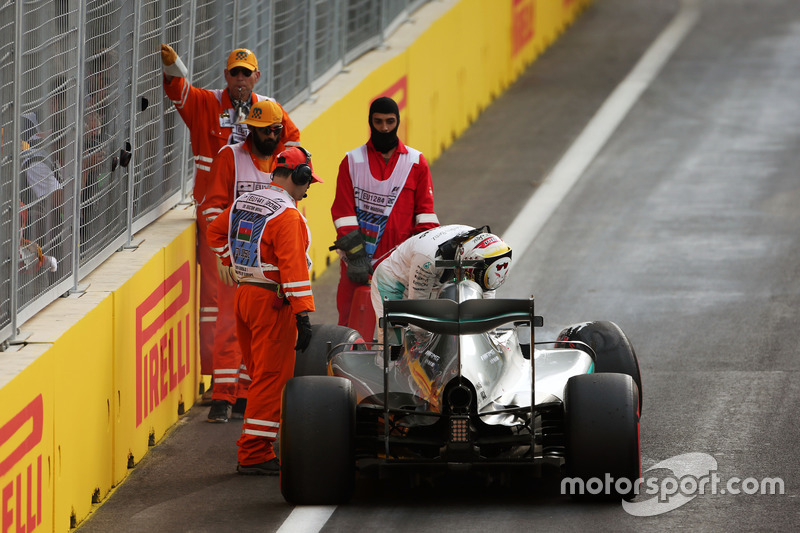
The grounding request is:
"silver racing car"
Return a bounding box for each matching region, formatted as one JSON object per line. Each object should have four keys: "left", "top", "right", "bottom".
{"left": 280, "top": 268, "right": 642, "bottom": 505}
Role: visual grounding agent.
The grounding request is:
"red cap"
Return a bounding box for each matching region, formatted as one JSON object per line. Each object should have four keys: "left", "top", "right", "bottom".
{"left": 276, "top": 147, "right": 323, "bottom": 183}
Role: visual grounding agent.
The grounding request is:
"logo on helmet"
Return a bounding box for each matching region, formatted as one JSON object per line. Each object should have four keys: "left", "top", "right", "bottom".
{"left": 473, "top": 235, "right": 500, "bottom": 250}
{"left": 484, "top": 256, "right": 512, "bottom": 289}
{"left": 459, "top": 234, "right": 506, "bottom": 258}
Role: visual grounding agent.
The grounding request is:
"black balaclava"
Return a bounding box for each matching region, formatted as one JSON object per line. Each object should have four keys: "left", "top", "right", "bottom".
{"left": 369, "top": 96, "right": 400, "bottom": 154}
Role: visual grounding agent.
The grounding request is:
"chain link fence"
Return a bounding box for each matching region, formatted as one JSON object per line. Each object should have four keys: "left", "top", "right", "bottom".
{"left": 0, "top": 0, "right": 428, "bottom": 348}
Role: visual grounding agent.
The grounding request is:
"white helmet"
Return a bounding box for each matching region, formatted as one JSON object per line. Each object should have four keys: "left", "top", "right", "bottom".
{"left": 457, "top": 233, "right": 512, "bottom": 291}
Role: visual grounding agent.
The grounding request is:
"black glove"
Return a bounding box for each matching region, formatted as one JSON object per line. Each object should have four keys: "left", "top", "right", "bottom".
{"left": 330, "top": 229, "right": 373, "bottom": 285}
{"left": 295, "top": 314, "right": 312, "bottom": 352}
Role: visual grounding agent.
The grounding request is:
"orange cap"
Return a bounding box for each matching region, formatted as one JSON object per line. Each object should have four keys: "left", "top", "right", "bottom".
{"left": 241, "top": 100, "right": 283, "bottom": 127}
{"left": 227, "top": 48, "right": 258, "bottom": 71}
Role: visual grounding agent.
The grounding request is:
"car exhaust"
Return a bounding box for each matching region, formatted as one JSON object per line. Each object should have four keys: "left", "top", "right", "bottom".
{"left": 447, "top": 383, "right": 472, "bottom": 413}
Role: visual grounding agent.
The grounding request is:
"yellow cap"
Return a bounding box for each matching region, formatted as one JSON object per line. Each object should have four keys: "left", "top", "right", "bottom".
{"left": 242, "top": 100, "right": 283, "bottom": 127}
{"left": 227, "top": 48, "right": 258, "bottom": 71}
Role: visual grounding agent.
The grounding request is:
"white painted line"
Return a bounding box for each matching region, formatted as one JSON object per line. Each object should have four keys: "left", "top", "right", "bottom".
{"left": 502, "top": 0, "right": 700, "bottom": 258}
{"left": 276, "top": 506, "right": 337, "bottom": 533}
{"left": 276, "top": 2, "right": 700, "bottom": 531}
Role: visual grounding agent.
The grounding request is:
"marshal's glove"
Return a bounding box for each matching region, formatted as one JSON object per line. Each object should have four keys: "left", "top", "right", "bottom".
{"left": 330, "top": 229, "right": 372, "bottom": 285}
{"left": 215, "top": 256, "right": 237, "bottom": 287}
{"left": 160, "top": 44, "right": 188, "bottom": 78}
{"left": 295, "top": 314, "right": 312, "bottom": 352}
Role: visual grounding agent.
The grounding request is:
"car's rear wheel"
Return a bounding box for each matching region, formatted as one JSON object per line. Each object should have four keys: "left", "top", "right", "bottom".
{"left": 556, "top": 320, "right": 643, "bottom": 411}
{"left": 294, "top": 324, "right": 365, "bottom": 376}
{"left": 280, "top": 376, "right": 356, "bottom": 505}
{"left": 564, "top": 373, "right": 640, "bottom": 501}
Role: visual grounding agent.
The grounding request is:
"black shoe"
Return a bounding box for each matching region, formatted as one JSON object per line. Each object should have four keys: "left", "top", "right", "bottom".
{"left": 231, "top": 398, "right": 247, "bottom": 419}
{"left": 237, "top": 458, "right": 280, "bottom": 476}
{"left": 207, "top": 400, "right": 231, "bottom": 423}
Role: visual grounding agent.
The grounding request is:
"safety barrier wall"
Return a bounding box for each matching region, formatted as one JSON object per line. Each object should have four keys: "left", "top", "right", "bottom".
{"left": 0, "top": 0, "right": 591, "bottom": 530}
{"left": 0, "top": 210, "right": 198, "bottom": 531}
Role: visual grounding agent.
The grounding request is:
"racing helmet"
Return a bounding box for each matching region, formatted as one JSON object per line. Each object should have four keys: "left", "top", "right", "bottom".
{"left": 457, "top": 233, "right": 512, "bottom": 291}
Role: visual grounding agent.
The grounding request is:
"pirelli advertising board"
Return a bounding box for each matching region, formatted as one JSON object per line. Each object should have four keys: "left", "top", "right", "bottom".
{"left": 0, "top": 360, "right": 53, "bottom": 533}
{"left": 113, "top": 224, "right": 198, "bottom": 484}
{"left": 0, "top": 220, "right": 198, "bottom": 531}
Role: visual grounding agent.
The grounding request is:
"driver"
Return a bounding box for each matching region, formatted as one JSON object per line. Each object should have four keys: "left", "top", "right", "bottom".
{"left": 370, "top": 224, "right": 513, "bottom": 335}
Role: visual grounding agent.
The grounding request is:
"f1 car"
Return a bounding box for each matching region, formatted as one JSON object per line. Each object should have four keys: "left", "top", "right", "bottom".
{"left": 280, "top": 266, "right": 642, "bottom": 505}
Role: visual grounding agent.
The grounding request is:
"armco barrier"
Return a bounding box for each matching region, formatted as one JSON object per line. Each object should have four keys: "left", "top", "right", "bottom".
{"left": 0, "top": 0, "right": 590, "bottom": 530}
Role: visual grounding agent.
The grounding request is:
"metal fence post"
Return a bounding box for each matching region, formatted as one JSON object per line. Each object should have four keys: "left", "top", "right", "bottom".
{"left": 307, "top": 0, "right": 315, "bottom": 85}
{"left": 232, "top": 0, "right": 240, "bottom": 49}
{"left": 125, "top": 0, "right": 144, "bottom": 249}
{"left": 180, "top": 0, "right": 199, "bottom": 203}
{"left": 70, "top": 0, "right": 89, "bottom": 293}
{"left": 8, "top": 0, "right": 24, "bottom": 344}
{"left": 267, "top": 0, "right": 274, "bottom": 96}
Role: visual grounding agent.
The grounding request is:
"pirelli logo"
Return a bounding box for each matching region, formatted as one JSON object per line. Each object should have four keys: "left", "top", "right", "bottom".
{"left": 135, "top": 261, "right": 193, "bottom": 427}
{"left": 512, "top": 0, "right": 535, "bottom": 57}
{"left": 0, "top": 395, "right": 44, "bottom": 531}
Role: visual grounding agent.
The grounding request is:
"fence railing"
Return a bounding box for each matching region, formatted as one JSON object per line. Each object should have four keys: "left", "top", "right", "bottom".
{"left": 0, "top": 0, "right": 427, "bottom": 349}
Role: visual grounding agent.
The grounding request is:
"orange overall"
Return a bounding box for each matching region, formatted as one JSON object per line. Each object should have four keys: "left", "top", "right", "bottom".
{"left": 207, "top": 184, "right": 314, "bottom": 465}
{"left": 202, "top": 137, "right": 276, "bottom": 404}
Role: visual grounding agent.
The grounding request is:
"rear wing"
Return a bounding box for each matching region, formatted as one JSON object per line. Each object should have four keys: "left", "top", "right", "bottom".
{"left": 383, "top": 297, "right": 543, "bottom": 336}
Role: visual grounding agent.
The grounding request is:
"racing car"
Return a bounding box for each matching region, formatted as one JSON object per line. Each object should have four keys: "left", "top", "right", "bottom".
{"left": 279, "top": 262, "right": 642, "bottom": 505}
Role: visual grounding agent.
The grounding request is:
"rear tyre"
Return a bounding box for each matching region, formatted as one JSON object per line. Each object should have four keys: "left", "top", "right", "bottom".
{"left": 280, "top": 376, "right": 356, "bottom": 504}
{"left": 294, "top": 324, "right": 365, "bottom": 376}
{"left": 564, "top": 373, "right": 640, "bottom": 501}
{"left": 557, "top": 320, "right": 643, "bottom": 411}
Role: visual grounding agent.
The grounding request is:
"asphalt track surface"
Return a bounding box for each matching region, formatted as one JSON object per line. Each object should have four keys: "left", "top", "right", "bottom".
{"left": 79, "top": 0, "right": 800, "bottom": 531}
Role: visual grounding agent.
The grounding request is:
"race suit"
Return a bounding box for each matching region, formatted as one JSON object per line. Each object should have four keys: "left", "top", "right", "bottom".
{"left": 202, "top": 137, "right": 276, "bottom": 405}
{"left": 370, "top": 224, "right": 473, "bottom": 321}
{"left": 207, "top": 184, "right": 314, "bottom": 466}
{"left": 331, "top": 139, "right": 439, "bottom": 325}
{"left": 162, "top": 74, "right": 299, "bottom": 374}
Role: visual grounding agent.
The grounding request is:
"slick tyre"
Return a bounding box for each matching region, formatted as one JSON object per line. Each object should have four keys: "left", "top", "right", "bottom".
{"left": 280, "top": 376, "right": 356, "bottom": 504}
{"left": 294, "top": 324, "right": 365, "bottom": 376}
{"left": 557, "top": 320, "right": 643, "bottom": 411}
{"left": 564, "top": 373, "right": 641, "bottom": 501}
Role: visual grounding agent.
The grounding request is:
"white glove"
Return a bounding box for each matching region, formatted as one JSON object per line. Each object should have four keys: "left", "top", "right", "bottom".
{"left": 43, "top": 255, "right": 57, "bottom": 272}
{"left": 216, "top": 255, "right": 237, "bottom": 286}
{"left": 160, "top": 44, "right": 188, "bottom": 78}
